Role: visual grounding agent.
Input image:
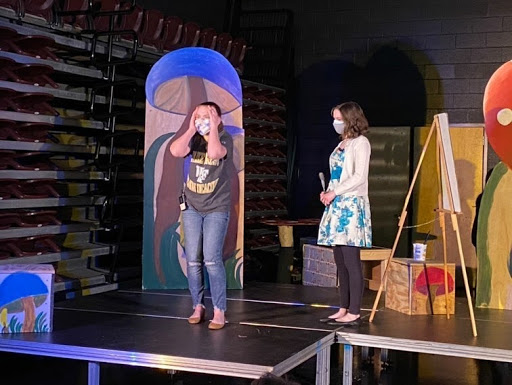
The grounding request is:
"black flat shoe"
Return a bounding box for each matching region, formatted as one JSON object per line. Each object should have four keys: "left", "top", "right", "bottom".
{"left": 327, "top": 317, "right": 362, "bottom": 327}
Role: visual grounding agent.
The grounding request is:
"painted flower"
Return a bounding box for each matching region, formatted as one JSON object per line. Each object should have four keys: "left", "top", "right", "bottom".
{"left": 336, "top": 207, "right": 354, "bottom": 232}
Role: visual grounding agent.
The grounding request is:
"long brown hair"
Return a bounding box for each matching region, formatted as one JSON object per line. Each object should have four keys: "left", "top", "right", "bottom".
{"left": 331, "top": 101, "right": 369, "bottom": 139}
{"left": 199, "top": 101, "right": 222, "bottom": 116}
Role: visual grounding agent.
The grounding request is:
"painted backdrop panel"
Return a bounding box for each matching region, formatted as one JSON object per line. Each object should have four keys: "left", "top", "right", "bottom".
{"left": 142, "top": 48, "right": 244, "bottom": 290}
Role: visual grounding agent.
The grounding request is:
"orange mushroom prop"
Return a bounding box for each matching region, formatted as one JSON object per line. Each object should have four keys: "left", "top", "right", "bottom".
{"left": 483, "top": 61, "right": 512, "bottom": 169}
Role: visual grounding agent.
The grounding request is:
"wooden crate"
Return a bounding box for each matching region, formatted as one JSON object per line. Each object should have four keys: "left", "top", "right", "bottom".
{"left": 302, "top": 244, "right": 391, "bottom": 289}
{"left": 385, "top": 258, "right": 455, "bottom": 315}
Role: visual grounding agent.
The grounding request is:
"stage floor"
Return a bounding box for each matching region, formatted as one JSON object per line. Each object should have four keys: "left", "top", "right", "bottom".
{"left": 1, "top": 282, "right": 512, "bottom": 385}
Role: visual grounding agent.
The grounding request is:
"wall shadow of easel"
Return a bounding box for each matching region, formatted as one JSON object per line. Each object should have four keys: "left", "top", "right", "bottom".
{"left": 369, "top": 113, "right": 477, "bottom": 337}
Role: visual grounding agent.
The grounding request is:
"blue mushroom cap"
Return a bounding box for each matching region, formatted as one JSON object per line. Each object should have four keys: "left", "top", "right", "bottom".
{"left": 145, "top": 47, "right": 242, "bottom": 115}
{"left": 0, "top": 272, "right": 49, "bottom": 310}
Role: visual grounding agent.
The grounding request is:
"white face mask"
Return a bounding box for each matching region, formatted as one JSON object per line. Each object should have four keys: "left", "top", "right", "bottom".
{"left": 333, "top": 119, "right": 345, "bottom": 135}
{"left": 195, "top": 118, "right": 211, "bottom": 136}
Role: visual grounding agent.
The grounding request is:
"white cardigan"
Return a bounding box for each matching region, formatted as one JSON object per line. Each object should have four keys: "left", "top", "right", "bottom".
{"left": 331, "top": 135, "right": 371, "bottom": 197}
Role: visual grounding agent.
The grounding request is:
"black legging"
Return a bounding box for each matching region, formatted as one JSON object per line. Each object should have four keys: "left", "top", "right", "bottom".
{"left": 333, "top": 245, "right": 363, "bottom": 315}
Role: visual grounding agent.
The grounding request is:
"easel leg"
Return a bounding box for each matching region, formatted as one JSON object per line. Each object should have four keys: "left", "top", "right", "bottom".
{"left": 451, "top": 213, "right": 478, "bottom": 336}
{"left": 436, "top": 141, "right": 451, "bottom": 319}
{"left": 369, "top": 214, "right": 406, "bottom": 321}
{"left": 439, "top": 211, "right": 450, "bottom": 319}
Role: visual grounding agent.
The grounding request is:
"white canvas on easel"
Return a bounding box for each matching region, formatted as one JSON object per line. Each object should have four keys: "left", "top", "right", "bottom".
{"left": 436, "top": 113, "right": 462, "bottom": 213}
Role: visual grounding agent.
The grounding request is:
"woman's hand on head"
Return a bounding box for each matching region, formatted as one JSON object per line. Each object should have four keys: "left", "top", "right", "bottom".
{"left": 189, "top": 106, "right": 199, "bottom": 132}
{"left": 208, "top": 106, "right": 222, "bottom": 130}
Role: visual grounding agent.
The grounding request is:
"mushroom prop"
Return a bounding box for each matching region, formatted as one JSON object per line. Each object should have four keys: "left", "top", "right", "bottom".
{"left": 483, "top": 61, "right": 512, "bottom": 169}
{"left": 414, "top": 266, "right": 454, "bottom": 313}
{"left": 0, "top": 272, "right": 49, "bottom": 332}
{"left": 143, "top": 47, "right": 244, "bottom": 289}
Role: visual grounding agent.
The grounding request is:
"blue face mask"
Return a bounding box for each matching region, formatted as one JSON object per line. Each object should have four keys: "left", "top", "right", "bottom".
{"left": 195, "top": 118, "right": 211, "bottom": 136}
{"left": 333, "top": 119, "right": 345, "bottom": 135}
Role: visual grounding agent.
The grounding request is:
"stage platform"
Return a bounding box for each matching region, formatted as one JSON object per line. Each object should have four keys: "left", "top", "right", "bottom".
{"left": 1, "top": 282, "right": 512, "bottom": 385}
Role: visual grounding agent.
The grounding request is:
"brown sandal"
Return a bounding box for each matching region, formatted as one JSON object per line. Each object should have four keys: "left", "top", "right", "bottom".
{"left": 187, "top": 307, "right": 205, "bottom": 324}
{"left": 208, "top": 321, "right": 225, "bottom": 330}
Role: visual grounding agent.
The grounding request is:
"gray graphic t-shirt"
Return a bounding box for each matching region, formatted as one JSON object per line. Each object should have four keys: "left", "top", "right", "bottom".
{"left": 185, "top": 130, "right": 233, "bottom": 213}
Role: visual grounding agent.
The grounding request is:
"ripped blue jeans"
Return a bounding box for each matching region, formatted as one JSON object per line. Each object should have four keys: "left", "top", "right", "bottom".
{"left": 182, "top": 206, "right": 229, "bottom": 312}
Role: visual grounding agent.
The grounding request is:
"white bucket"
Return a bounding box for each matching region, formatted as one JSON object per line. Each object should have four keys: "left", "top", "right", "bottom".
{"left": 413, "top": 243, "right": 427, "bottom": 261}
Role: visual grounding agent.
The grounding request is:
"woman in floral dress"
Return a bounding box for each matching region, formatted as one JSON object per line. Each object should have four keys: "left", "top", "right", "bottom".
{"left": 317, "top": 101, "right": 372, "bottom": 326}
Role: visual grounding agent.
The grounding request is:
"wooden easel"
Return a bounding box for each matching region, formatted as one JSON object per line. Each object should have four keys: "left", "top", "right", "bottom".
{"left": 369, "top": 113, "right": 478, "bottom": 337}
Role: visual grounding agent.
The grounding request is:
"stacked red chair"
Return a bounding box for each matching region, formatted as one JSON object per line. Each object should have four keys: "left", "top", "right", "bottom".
{"left": 24, "top": 0, "right": 55, "bottom": 22}
{"left": 9, "top": 34, "right": 59, "bottom": 61}
{"left": 243, "top": 104, "right": 260, "bottom": 120}
{"left": 198, "top": 27, "right": 217, "bottom": 49}
{"left": 0, "top": 88, "right": 58, "bottom": 115}
{"left": 0, "top": 212, "right": 20, "bottom": 229}
{"left": 0, "top": 122, "right": 52, "bottom": 142}
{"left": 0, "top": 119, "right": 17, "bottom": 140}
{"left": 0, "top": 27, "right": 58, "bottom": 61}
{"left": 118, "top": 3, "right": 143, "bottom": 41}
{"left": 228, "top": 37, "right": 248, "bottom": 72}
{"left": 0, "top": 178, "right": 60, "bottom": 198}
{"left": 160, "top": 15, "right": 183, "bottom": 51}
{"left": 2, "top": 61, "right": 58, "bottom": 88}
{"left": 243, "top": 85, "right": 285, "bottom": 107}
{"left": 0, "top": 0, "right": 23, "bottom": 17}
{"left": 0, "top": 88, "right": 17, "bottom": 111}
{"left": 0, "top": 235, "right": 61, "bottom": 257}
{"left": 0, "top": 57, "right": 19, "bottom": 81}
{"left": 0, "top": 150, "right": 17, "bottom": 169}
{"left": 0, "top": 151, "right": 57, "bottom": 170}
{"left": 164, "top": 21, "right": 199, "bottom": 51}
{"left": 18, "top": 210, "right": 62, "bottom": 226}
{"left": 139, "top": 9, "right": 164, "bottom": 48}
{"left": 0, "top": 210, "right": 61, "bottom": 228}
{"left": 215, "top": 32, "right": 232, "bottom": 57}
{"left": 93, "top": 0, "right": 120, "bottom": 31}
{"left": 0, "top": 26, "right": 19, "bottom": 51}
{"left": 59, "top": 0, "right": 90, "bottom": 29}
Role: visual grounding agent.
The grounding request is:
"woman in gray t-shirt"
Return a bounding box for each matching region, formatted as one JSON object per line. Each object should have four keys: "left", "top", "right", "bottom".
{"left": 169, "top": 102, "right": 233, "bottom": 330}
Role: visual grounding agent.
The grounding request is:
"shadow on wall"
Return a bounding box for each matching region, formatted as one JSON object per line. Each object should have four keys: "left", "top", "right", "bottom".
{"left": 364, "top": 46, "right": 427, "bottom": 126}
{"left": 290, "top": 60, "right": 363, "bottom": 220}
{"left": 290, "top": 45, "right": 429, "bottom": 248}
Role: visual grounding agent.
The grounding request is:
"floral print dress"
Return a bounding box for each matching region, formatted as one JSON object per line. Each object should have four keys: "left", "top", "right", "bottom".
{"left": 317, "top": 147, "right": 372, "bottom": 247}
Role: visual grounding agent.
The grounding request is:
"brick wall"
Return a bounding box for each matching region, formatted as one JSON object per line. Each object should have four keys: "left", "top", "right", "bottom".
{"left": 242, "top": 0, "right": 512, "bottom": 124}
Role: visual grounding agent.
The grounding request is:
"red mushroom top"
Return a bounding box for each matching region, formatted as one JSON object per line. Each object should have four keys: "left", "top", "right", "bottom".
{"left": 414, "top": 266, "right": 454, "bottom": 296}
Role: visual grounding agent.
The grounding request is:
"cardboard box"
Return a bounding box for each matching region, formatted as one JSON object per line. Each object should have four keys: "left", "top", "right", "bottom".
{"left": 302, "top": 244, "right": 391, "bottom": 288}
{"left": 385, "top": 258, "right": 455, "bottom": 315}
{"left": 0, "top": 264, "right": 54, "bottom": 333}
